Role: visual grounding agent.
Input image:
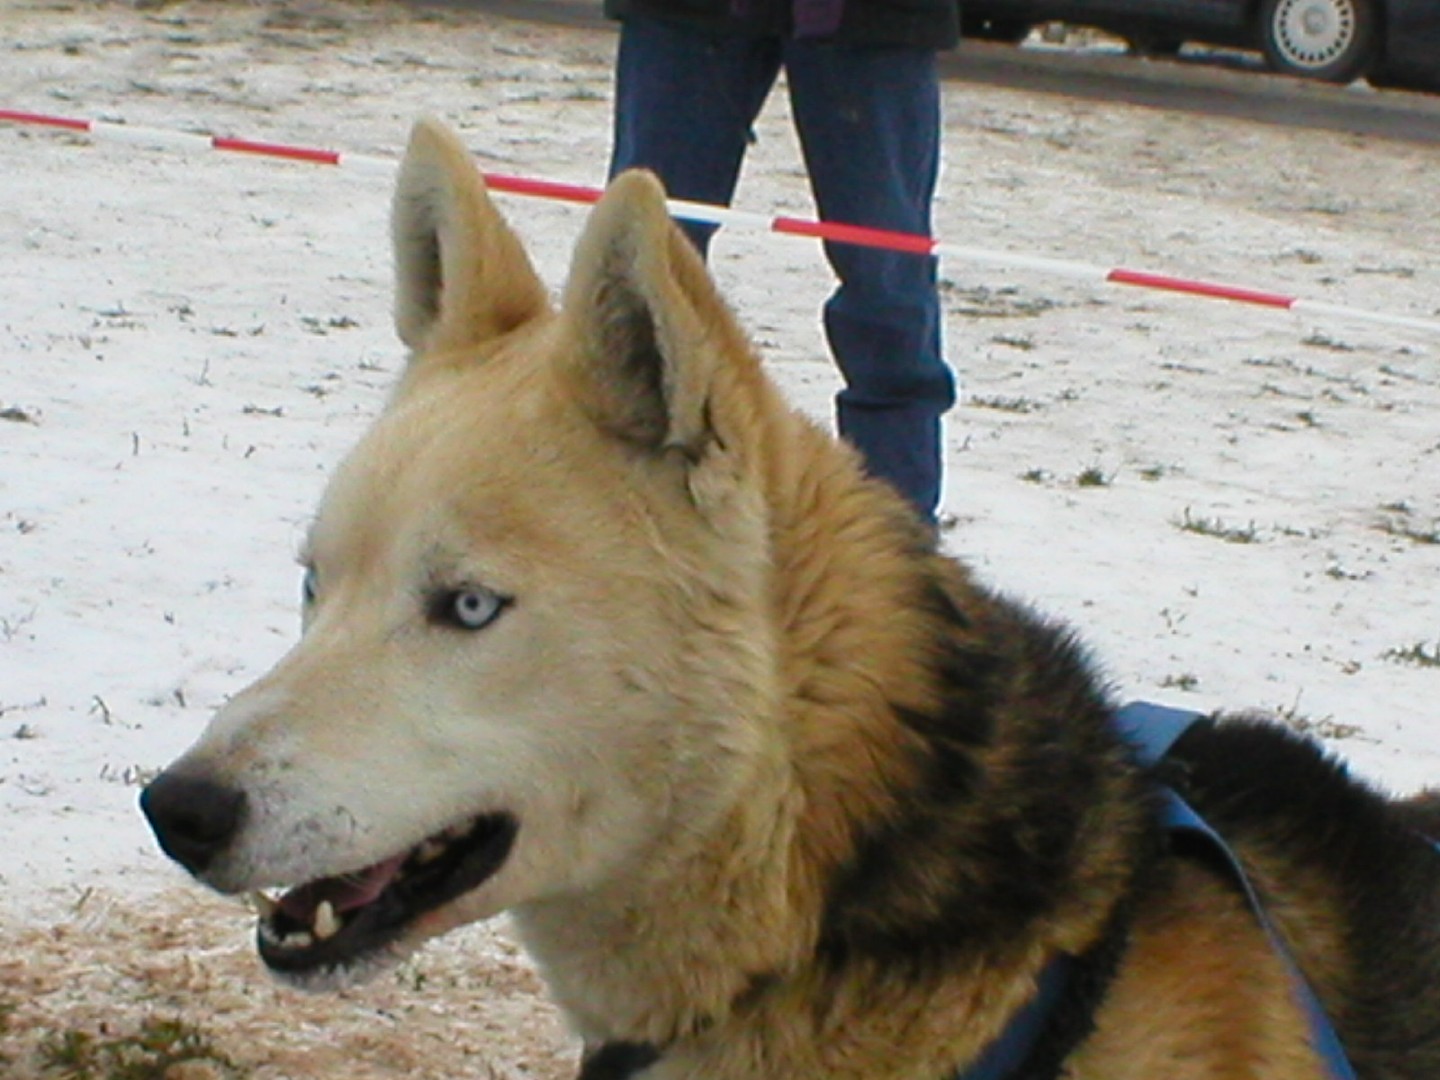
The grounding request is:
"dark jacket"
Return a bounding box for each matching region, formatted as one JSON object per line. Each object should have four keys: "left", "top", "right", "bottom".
{"left": 603, "top": 0, "right": 960, "bottom": 50}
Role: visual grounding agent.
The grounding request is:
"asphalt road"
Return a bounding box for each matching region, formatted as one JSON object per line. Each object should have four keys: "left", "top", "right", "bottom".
{"left": 945, "top": 39, "right": 1440, "bottom": 146}
{"left": 421, "top": 0, "right": 1440, "bottom": 146}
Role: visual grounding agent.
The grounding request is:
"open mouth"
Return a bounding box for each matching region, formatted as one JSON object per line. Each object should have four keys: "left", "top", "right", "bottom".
{"left": 252, "top": 812, "right": 518, "bottom": 976}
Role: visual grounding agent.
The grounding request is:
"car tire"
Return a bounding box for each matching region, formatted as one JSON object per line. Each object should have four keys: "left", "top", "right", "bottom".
{"left": 1258, "top": 0, "right": 1378, "bottom": 83}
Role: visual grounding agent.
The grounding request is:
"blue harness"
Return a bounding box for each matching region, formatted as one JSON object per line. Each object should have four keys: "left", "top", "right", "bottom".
{"left": 958, "top": 701, "right": 1358, "bottom": 1080}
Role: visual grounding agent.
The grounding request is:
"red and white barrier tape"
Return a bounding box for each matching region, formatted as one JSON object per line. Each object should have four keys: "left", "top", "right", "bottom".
{"left": 4, "top": 108, "right": 1438, "bottom": 337}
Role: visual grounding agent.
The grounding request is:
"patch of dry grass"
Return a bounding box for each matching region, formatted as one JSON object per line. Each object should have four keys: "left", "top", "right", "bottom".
{"left": 1, "top": 889, "right": 572, "bottom": 1079}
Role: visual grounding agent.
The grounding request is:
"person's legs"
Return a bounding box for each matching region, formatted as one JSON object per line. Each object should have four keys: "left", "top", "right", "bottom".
{"left": 610, "top": 17, "right": 781, "bottom": 255}
{"left": 783, "top": 41, "right": 954, "bottom": 521}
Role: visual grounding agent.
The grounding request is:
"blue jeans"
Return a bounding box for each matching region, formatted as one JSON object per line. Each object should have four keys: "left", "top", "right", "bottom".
{"left": 610, "top": 17, "right": 955, "bottom": 521}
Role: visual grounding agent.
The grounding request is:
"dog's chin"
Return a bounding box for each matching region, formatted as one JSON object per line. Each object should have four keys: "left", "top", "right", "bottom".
{"left": 251, "top": 811, "right": 518, "bottom": 989}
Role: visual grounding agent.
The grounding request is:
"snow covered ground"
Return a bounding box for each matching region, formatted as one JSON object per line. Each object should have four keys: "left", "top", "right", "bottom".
{"left": 1, "top": 1, "right": 1436, "bottom": 1075}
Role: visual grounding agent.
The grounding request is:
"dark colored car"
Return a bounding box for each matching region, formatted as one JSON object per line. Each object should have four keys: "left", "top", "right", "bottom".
{"left": 960, "top": 0, "right": 1440, "bottom": 90}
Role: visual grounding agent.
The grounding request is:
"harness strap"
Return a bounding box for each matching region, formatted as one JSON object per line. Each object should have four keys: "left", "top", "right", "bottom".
{"left": 1114, "top": 702, "right": 1358, "bottom": 1080}
{"left": 577, "top": 1041, "right": 660, "bottom": 1080}
{"left": 956, "top": 954, "right": 1072, "bottom": 1080}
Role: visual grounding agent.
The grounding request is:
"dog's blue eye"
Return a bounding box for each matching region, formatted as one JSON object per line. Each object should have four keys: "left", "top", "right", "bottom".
{"left": 302, "top": 567, "right": 318, "bottom": 605}
{"left": 436, "top": 587, "right": 508, "bottom": 631}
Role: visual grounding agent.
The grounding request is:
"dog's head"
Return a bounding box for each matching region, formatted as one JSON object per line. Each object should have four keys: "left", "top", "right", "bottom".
{"left": 140, "top": 118, "right": 788, "bottom": 986}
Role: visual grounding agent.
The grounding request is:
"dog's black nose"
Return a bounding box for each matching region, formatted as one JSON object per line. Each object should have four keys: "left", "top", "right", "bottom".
{"left": 139, "top": 771, "right": 247, "bottom": 876}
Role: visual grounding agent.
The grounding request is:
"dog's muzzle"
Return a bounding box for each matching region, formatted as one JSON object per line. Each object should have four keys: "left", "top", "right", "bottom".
{"left": 140, "top": 770, "right": 518, "bottom": 981}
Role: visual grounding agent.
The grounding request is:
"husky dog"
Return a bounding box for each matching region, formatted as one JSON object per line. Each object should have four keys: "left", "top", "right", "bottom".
{"left": 141, "top": 119, "right": 1440, "bottom": 1079}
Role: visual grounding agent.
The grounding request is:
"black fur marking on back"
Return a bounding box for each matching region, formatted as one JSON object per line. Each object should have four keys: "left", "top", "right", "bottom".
{"left": 818, "top": 577, "right": 1151, "bottom": 973}
{"left": 1165, "top": 717, "right": 1440, "bottom": 1078}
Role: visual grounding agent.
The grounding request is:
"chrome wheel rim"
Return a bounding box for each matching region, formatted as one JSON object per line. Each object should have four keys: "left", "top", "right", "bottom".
{"left": 1271, "top": 0, "right": 1358, "bottom": 69}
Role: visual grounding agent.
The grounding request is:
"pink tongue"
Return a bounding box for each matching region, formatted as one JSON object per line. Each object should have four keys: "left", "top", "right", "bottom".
{"left": 278, "top": 853, "right": 408, "bottom": 921}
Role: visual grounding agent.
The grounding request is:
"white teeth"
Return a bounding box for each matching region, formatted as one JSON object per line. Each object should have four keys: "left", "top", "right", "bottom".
{"left": 255, "top": 902, "right": 321, "bottom": 952}
{"left": 415, "top": 838, "right": 446, "bottom": 865}
{"left": 313, "top": 900, "right": 341, "bottom": 942}
{"left": 281, "top": 930, "right": 315, "bottom": 950}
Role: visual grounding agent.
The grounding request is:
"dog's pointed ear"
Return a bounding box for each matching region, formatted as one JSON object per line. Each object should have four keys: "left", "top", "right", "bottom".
{"left": 391, "top": 117, "right": 548, "bottom": 357}
{"left": 561, "top": 169, "right": 725, "bottom": 458}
